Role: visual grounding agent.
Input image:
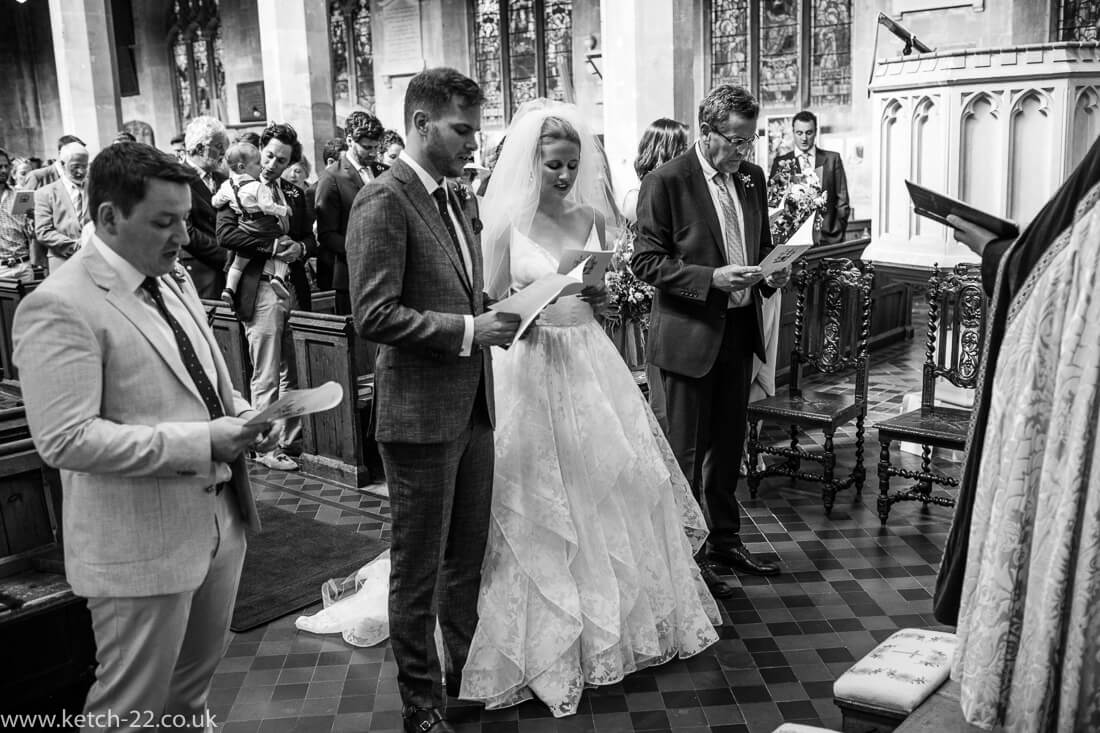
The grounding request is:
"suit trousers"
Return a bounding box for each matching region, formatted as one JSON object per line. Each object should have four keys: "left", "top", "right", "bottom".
{"left": 242, "top": 281, "right": 301, "bottom": 453}
{"left": 660, "top": 305, "right": 756, "bottom": 551}
{"left": 80, "top": 490, "right": 245, "bottom": 733}
{"left": 378, "top": 386, "right": 494, "bottom": 710}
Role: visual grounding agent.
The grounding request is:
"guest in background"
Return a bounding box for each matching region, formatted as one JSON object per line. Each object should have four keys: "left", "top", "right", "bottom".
{"left": 236, "top": 131, "right": 262, "bottom": 149}
{"left": 621, "top": 118, "right": 690, "bottom": 225}
{"left": 380, "top": 129, "right": 404, "bottom": 165}
{"left": 315, "top": 111, "right": 387, "bottom": 314}
{"left": 282, "top": 156, "right": 312, "bottom": 190}
{"left": 217, "top": 122, "right": 316, "bottom": 472}
{"left": 768, "top": 110, "right": 849, "bottom": 245}
{"left": 34, "top": 141, "right": 89, "bottom": 275}
{"left": 11, "top": 157, "right": 36, "bottom": 189}
{"left": 15, "top": 142, "right": 274, "bottom": 733}
{"left": 633, "top": 85, "right": 788, "bottom": 591}
{"left": 25, "top": 134, "right": 84, "bottom": 190}
{"left": 0, "top": 148, "right": 34, "bottom": 282}
{"left": 321, "top": 137, "right": 348, "bottom": 171}
{"left": 170, "top": 133, "right": 187, "bottom": 162}
{"left": 181, "top": 116, "right": 231, "bottom": 299}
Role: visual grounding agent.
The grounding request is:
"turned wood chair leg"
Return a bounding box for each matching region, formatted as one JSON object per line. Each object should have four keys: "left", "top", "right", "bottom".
{"left": 787, "top": 424, "right": 800, "bottom": 473}
{"left": 822, "top": 429, "right": 837, "bottom": 515}
{"left": 877, "top": 439, "right": 892, "bottom": 526}
{"left": 917, "top": 443, "right": 934, "bottom": 498}
{"left": 747, "top": 419, "right": 762, "bottom": 498}
{"left": 853, "top": 413, "right": 866, "bottom": 500}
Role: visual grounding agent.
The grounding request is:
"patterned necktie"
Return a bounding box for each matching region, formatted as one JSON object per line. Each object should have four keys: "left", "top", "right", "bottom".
{"left": 141, "top": 277, "right": 225, "bottom": 420}
{"left": 72, "top": 186, "right": 86, "bottom": 224}
{"left": 432, "top": 187, "right": 467, "bottom": 278}
{"left": 714, "top": 174, "right": 749, "bottom": 307}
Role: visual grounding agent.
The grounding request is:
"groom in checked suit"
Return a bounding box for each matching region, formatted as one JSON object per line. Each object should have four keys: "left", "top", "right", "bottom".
{"left": 13, "top": 143, "right": 274, "bottom": 731}
{"left": 347, "top": 68, "right": 520, "bottom": 733}
{"left": 633, "top": 85, "right": 789, "bottom": 595}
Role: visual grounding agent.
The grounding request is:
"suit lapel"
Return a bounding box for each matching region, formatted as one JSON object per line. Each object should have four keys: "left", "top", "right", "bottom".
{"left": 731, "top": 170, "right": 760, "bottom": 264}
{"left": 57, "top": 182, "right": 77, "bottom": 225}
{"left": 685, "top": 154, "right": 725, "bottom": 261}
{"left": 160, "top": 272, "right": 236, "bottom": 415}
{"left": 393, "top": 160, "right": 473, "bottom": 296}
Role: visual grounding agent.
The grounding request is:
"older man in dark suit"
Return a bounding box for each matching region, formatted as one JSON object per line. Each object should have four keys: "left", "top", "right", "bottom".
{"left": 769, "top": 110, "right": 851, "bottom": 245}
{"left": 315, "top": 111, "right": 388, "bottom": 314}
{"left": 347, "top": 68, "right": 519, "bottom": 733}
{"left": 216, "top": 122, "right": 316, "bottom": 472}
{"left": 633, "top": 85, "right": 790, "bottom": 594}
{"left": 180, "top": 116, "right": 231, "bottom": 299}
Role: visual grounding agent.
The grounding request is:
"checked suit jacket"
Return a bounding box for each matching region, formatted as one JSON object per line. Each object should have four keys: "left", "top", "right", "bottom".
{"left": 346, "top": 157, "right": 493, "bottom": 444}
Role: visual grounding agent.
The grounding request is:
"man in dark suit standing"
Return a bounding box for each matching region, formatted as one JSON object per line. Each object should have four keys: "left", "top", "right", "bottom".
{"left": 315, "top": 111, "right": 387, "bottom": 314}
{"left": 769, "top": 110, "right": 850, "bottom": 245}
{"left": 633, "top": 85, "right": 789, "bottom": 594}
{"left": 216, "top": 122, "right": 316, "bottom": 472}
{"left": 182, "top": 116, "right": 231, "bottom": 299}
{"left": 347, "top": 68, "right": 519, "bottom": 733}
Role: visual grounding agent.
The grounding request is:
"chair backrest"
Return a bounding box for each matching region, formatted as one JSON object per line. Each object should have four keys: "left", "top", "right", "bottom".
{"left": 790, "top": 257, "right": 875, "bottom": 401}
{"left": 922, "top": 263, "right": 987, "bottom": 409}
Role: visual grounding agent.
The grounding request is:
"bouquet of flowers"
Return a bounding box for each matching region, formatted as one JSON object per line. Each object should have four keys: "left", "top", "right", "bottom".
{"left": 767, "top": 158, "right": 827, "bottom": 245}
{"left": 604, "top": 226, "right": 655, "bottom": 330}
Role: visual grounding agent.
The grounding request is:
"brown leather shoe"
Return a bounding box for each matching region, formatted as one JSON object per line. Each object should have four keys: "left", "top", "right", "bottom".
{"left": 698, "top": 560, "right": 735, "bottom": 598}
{"left": 709, "top": 545, "right": 781, "bottom": 576}
{"left": 403, "top": 707, "right": 455, "bottom": 733}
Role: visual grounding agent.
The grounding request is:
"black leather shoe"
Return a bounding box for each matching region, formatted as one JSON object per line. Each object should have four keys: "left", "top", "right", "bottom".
{"left": 403, "top": 707, "right": 455, "bottom": 733}
{"left": 709, "top": 545, "right": 781, "bottom": 576}
{"left": 698, "top": 561, "right": 735, "bottom": 598}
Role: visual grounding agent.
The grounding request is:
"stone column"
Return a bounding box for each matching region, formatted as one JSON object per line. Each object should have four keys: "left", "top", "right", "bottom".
{"left": 47, "top": 0, "right": 121, "bottom": 151}
{"left": 256, "top": 0, "right": 334, "bottom": 165}
{"left": 600, "top": 0, "right": 695, "bottom": 199}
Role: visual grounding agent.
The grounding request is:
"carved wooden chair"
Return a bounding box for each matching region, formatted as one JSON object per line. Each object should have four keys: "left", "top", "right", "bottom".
{"left": 874, "top": 263, "right": 987, "bottom": 525}
{"left": 746, "top": 258, "right": 875, "bottom": 514}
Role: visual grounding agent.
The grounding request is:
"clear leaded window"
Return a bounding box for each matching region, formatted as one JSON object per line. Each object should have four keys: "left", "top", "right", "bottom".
{"left": 168, "top": 0, "right": 227, "bottom": 130}
{"left": 329, "top": 0, "right": 376, "bottom": 113}
{"left": 1056, "top": 0, "right": 1100, "bottom": 40}
{"left": 473, "top": 0, "right": 574, "bottom": 128}
{"left": 709, "top": 0, "right": 852, "bottom": 110}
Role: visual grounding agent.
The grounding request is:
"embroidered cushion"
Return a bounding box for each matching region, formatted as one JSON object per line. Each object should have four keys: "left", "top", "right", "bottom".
{"left": 833, "top": 628, "right": 958, "bottom": 714}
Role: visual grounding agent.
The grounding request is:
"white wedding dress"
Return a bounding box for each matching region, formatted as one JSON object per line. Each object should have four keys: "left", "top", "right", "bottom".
{"left": 296, "top": 223, "right": 720, "bottom": 717}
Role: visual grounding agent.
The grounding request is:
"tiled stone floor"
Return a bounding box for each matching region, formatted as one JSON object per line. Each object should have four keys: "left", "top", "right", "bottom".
{"left": 209, "top": 321, "right": 964, "bottom": 733}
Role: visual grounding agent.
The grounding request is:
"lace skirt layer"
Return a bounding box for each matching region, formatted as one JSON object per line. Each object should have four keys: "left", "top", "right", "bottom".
{"left": 460, "top": 319, "right": 721, "bottom": 717}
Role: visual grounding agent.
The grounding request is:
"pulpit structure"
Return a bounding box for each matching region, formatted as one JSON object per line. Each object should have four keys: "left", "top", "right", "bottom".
{"left": 863, "top": 42, "right": 1100, "bottom": 276}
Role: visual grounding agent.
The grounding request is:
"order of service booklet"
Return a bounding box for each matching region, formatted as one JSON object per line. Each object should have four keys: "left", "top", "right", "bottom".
{"left": 489, "top": 249, "right": 614, "bottom": 346}
{"left": 759, "top": 213, "right": 815, "bottom": 276}
{"left": 905, "top": 179, "right": 1020, "bottom": 240}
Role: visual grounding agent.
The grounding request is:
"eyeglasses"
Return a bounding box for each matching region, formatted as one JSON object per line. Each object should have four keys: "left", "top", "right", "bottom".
{"left": 709, "top": 128, "right": 758, "bottom": 152}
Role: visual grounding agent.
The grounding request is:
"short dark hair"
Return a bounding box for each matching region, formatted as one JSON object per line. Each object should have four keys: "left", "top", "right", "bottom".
{"left": 634, "top": 118, "right": 690, "bottom": 180}
{"left": 28, "top": 156, "right": 43, "bottom": 169}
{"left": 322, "top": 137, "right": 348, "bottom": 165}
{"left": 382, "top": 129, "right": 405, "bottom": 149}
{"left": 698, "top": 85, "right": 760, "bottom": 130}
{"left": 87, "top": 142, "right": 196, "bottom": 225}
{"left": 792, "top": 110, "right": 818, "bottom": 130}
{"left": 259, "top": 122, "right": 302, "bottom": 164}
{"left": 403, "top": 67, "right": 485, "bottom": 131}
{"left": 57, "top": 134, "right": 85, "bottom": 151}
{"left": 236, "top": 131, "right": 261, "bottom": 148}
{"left": 345, "top": 111, "right": 384, "bottom": 142}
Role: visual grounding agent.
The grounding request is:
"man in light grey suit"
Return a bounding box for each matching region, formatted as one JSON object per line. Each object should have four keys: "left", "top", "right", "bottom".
{"left": 347, "top": 68, "right": 519, "bottom": 733}
{"left": 13, "top": 142, "right": 275, "bottom": 732}
{"left": 34, "top": 141, "right": 90, "bottom": 274}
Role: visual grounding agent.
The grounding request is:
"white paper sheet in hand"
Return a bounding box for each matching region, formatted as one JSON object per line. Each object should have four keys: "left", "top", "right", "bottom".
{"left": 245, "top": 381, "right": 344, "bottom": 426}
{"left": 489, "top": 259, "right": 588, "bottom": 346}
{"left": 759, "top": 215, "right": 815, "bottom": 276}
{"left": 556, "top": 249, "right": 614, "bottom": 285}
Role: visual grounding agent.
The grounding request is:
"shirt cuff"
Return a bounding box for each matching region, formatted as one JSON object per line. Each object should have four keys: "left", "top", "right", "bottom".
{"left": 460, "top": 315, "right": 474, "bottom": 357}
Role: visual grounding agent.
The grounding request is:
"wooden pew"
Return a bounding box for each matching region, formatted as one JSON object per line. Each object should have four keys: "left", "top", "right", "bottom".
{"left": 311, "top": 289, "right": 337, "bottom": 315}
{"left": 201, "top": 299, "right": 253, "bottom": 402}
{"left": 0, "top": 277, "right": 39, "bottom": 383}
{"left": 288, "top": 311, "right": 378, "bottom": 488}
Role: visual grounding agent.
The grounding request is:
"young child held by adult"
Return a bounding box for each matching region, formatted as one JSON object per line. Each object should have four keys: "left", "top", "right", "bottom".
{"left": 212, "top": 141, "right": 291, "bottom": 302}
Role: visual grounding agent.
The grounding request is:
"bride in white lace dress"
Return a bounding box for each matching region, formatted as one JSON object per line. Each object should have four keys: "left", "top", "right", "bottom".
{"left": 296, "top": 101, "right": 719, "bottom": 717}
{"left": 459, "top": 101, "right": 720, "bottom": 716}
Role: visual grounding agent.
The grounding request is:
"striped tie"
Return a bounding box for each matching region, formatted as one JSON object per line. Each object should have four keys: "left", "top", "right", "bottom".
{"left": 714, "top": 174, "right": 750, "bottom": 308}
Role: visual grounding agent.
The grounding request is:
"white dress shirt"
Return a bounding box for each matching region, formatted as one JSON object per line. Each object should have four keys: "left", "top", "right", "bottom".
{"left": 398, "top": 150, "right": 475, "bottom": 357}
{"left": 92, "top": 234, "right": 231, "bottom": 484}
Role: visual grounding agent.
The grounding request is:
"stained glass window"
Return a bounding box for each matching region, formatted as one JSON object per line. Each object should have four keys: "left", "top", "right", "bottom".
{"left": 473, "top": 0, "right": 574, "bottom": 127}
{"left": 710, "top": 0, "right": 750, "bottom": 88}
{"left": 328, "top": 0, "right": 376, "bottom": 113}
{"left": 709, "top": 0, "right": 852, "bottom": 110}
{"left": 1056, "top": 0, "right": 1100, "bottom": 40}
{"left": 168, "top": 0, "right": 225, "bottom": 130}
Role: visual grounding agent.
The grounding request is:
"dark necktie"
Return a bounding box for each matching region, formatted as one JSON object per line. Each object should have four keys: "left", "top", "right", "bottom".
{"left": 141, "top": 277, "right": 225, "bottom": 420}
{"left": 432, "top": 186, "right": 467, "bottom": 274}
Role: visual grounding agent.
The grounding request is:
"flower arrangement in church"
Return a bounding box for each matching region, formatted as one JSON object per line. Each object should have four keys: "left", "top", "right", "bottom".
{"left": 604, "top": 226, "right": 655, "bottom": 329}
{"left": 767, "top": 158, "right": 828, "bottom": 246}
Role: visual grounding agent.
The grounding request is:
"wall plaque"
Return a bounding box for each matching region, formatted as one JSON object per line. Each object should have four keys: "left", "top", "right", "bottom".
{"left": 380, "top": 0, "right": 424, "bottom": 76}
{"left": 237, "top": 82, "right": 267, "bottom": 123}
